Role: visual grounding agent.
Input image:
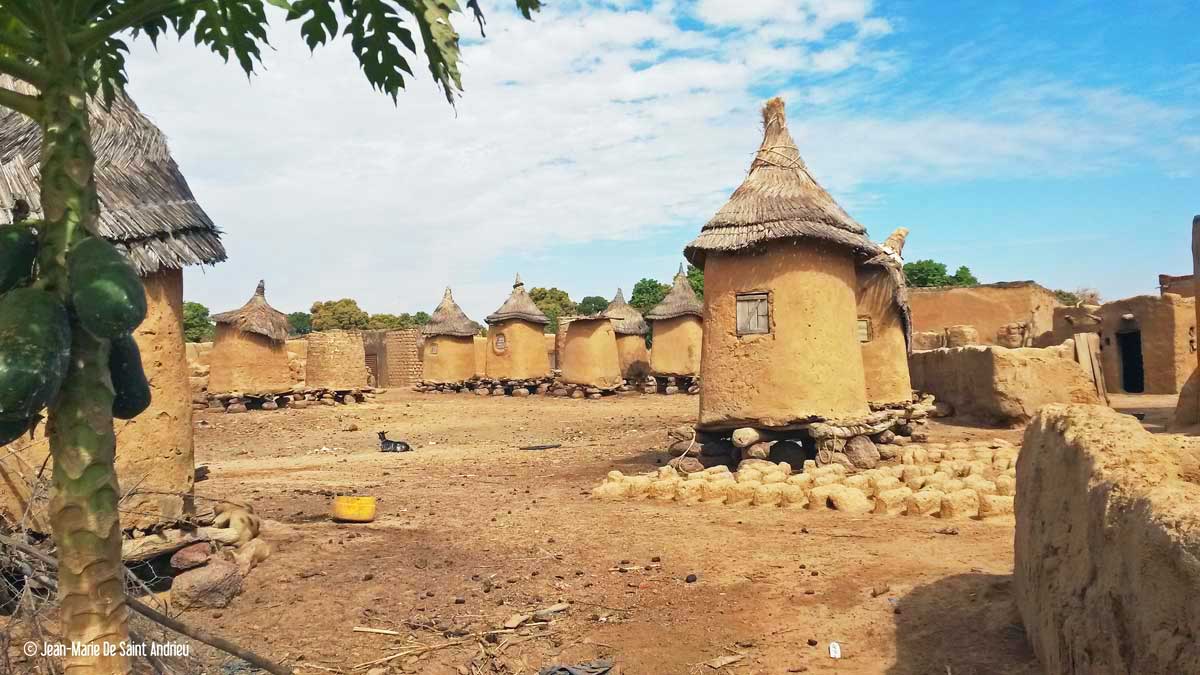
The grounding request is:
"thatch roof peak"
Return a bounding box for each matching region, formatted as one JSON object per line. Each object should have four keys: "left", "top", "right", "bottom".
{"left": 486, "top": 273, "right": 549, "bottom": 325}
{"left": 684, "top": 97, "right": 878, "bottom": 268}
{"left": 423, "top": 287, "right": 478, "bottom": 337}
{"left": 646, "top": 269, "right": 703, "bottom": 321}
{"left": 212, "top": 280, "right": 289, "bottom": 342}
{"left": 862, "top": 231, "right": 913, "bottom": 352}
{"left": 605, "top": 287, "right": 649, "bottom": 335}
{"left": 0, "top": 76, "right": 225, "bottom": 275}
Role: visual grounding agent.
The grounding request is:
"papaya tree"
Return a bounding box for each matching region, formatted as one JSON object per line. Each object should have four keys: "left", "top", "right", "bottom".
{"left": 0, "top": 1, "right": 539, "bottom": 673}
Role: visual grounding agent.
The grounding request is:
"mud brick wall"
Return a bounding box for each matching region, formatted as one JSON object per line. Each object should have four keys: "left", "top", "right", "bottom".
{"left": 385, "top": 329, "right": 423, "bottom": 387}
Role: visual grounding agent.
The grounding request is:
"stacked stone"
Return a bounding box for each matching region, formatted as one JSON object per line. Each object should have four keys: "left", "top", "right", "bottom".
{"left": 201, "top": 386, "right": 377, "bottom": 412}
{"left": 593, "top": 439, "right": 1019, "bottom": 519}
{"left": 414, "top": 376, "right": 641, "bottom": 399}
{"left": 639, "top": 375, "right": 701, "bottom": 395}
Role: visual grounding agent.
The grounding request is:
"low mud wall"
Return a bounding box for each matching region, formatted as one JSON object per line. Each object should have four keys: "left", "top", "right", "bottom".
{"left": 1015, "top": 404, "right": 1200, "bottom": 674}
{"left": 909, "top": 345, "right": 1099, "bottom": 426}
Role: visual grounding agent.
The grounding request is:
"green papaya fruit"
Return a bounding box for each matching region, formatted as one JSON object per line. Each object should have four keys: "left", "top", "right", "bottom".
{"left": 0, "top": 288, "right": 72, "bottom": 421}
{"left": 0, "top": 225, "right": 37, "bottom": 293}
{"left": 68, "top": 237, "right": 146, "bottom": 339}
{"left": 110, "top": 334, "right": 151, "bottom": 419}
{"left": 0, "top": 415, "right": 37, "bottom": 446}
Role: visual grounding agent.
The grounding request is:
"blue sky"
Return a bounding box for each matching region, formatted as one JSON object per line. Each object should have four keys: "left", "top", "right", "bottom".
{"left": 124, "top": 0, "right": 1199, "bottom": 319}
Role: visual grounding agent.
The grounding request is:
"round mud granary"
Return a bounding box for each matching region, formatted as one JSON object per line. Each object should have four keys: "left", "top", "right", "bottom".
{"left": 685, "top": 97, "right": 882, "bottom": 431}
{"left": 646, "top": 265, "right": 704, "bottom": 378}
{"left": 421, "top": 287, "right": 479, "bottom": 383}
{"left": 485, "top": 274, "right": 551, "bottom": 380}
{"left": 209, "top": 281, "right": 292, "bottom": 394}
{"left": 857, "top": 227, "right": 914, "bottom": 406}
{"left": 561, "top": 311, "right": 623, "bottom": 389}
{"left": 605, "top": 288, "right": 651, "bottom": 379}
{"left": 305, "top": 329, "right": 368, "bottom": 390}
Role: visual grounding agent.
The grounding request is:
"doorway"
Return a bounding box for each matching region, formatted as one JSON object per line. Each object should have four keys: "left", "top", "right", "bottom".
{"left": 1116, "top": 330, "right": 1144, "bottom": 393}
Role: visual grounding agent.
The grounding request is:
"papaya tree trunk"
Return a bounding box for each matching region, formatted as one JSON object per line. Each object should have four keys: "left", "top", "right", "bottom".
{"left": 38, "top": 66, "right": 132, "bottom": 675}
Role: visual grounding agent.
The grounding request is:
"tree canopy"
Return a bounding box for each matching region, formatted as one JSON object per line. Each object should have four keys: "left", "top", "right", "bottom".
{"left": 183, "top": 301, "right": 215, "bottom": 342}
{"left": 576, "top": 295, "right": 608, "bottom": 315}
{"left": 311, "top": 298, "right": 370, "bottom": 331}
{"left": 629, "top": 278, "right": 669, "bottom": 313}
{"left": 1054, "top": 288, "right": 1102, "bottom": 306}
{"left": 903, "top": 259, "right": 980, "bottom": 288}
{"left": 686, "top": 264, "right": 704, "bottom": 297}
{"left": 287, "top": 311, "right": 312, "bottom": 335}
{"left": 529, "top": 287, "right": 576, "bottom": 333}
{"left": 368, "top": 311, "right": 431, "bottom": 330}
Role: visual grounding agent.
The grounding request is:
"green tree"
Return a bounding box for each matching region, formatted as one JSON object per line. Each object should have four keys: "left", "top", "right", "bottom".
{"left": 367, "top": 312, "right": 406, "bottom": 330}
{"left": 903, "top": 259, "right": 951, "bottom": 287}
{"left": 311, "top": 299, "right": 369, "bottom": 331}
{"left": 577, "top": 295, "right": 608, "bottom": 315}
{"left": 182, "top": 301, "right": 214, "bottom": 342}
{"left": 630, "top": 278, "right": 669, "bottom": 313}
{"left": 413, "top": 310, "right": 431, "bottom": 325}
{"left": 529, "top": 286, "right": 576, "bottom": 333}
{"left": 686, "top": 264, "right": 704, "bottom": 297}
{"left": 287, "top": 311, "right": 312, "bottom": 335}
{"left": 951, "top": 265, "right": 979, "bottom": 286}
{"left": 0, "top": 2, "right": 539, "bottom": 663}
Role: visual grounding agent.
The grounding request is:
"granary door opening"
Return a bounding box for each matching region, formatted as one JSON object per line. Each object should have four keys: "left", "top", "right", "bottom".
{"left": 1116, "top": 330, "right": 1145, "bottom": 393}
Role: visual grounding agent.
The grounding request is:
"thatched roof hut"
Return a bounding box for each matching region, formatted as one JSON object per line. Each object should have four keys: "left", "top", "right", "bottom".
{"left": 605, "top": 288, "right": 649, "bottom": 336}
{"left": 486, "top": 274, "right": 549, "bottom": 325}
{"left": 212, "top": 281, "right": 290, "bottom": 343}
{"left": 0, "top": 75, "right": 226, "bottom": 274}
{"left": 684, "top": 98, "right": 878, "bottom": 269}
{"left": 422, "top": 288, "right": 477, "bottom": 337}
{"left": 646, "top": 265, "right": 703, "bottom": 321}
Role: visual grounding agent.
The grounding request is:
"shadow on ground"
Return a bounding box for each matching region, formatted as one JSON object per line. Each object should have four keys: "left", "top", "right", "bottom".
{"left": 888, "top": 573, "right": 1039, "bottom": 675}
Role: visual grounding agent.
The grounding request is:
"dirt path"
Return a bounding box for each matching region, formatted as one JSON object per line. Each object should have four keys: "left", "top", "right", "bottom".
{"left": 188, "top": 391, "right": 1036, "bottom": 674}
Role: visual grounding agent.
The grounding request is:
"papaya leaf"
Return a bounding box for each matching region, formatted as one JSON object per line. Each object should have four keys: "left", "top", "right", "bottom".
{"left": 515, "top": 0, "right": 542, "bottom": 20}
{"left": 88, "top": 37, "right": 129, "bottom": 107}
{"left": 343, "top": 0, "right": 416, "bottom": 101}
{"left": 400, "top": 0, "right": 464, "bottom": 103}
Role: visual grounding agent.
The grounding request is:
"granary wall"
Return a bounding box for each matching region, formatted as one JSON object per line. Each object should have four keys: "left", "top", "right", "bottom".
{"left": 561, "top": 318, "right": 623, "bottom": 389}
{"left": 473, "top": 336, "right": 487, "bottom": 377}
{"left": 857, "top": 265, "right": 912, "bottom": 406}
{"left": 485, "top": 318, "right": 550, "bottom": 380}
{"left": 545, "top": 333, "right": 558, "bottom": 371}
{"left": 1015, "top": 404, "right": 1200, "bottom": 674}
{"left": 909, "top": 345, "right": 1100, "bottom": 426}
{"left": 554, "top": 317, "right": 574, "bottom": 370}
{"left": 649, "top": 315, "right": 703, "bottom": 378}
{"left": 1, "top": 270, "right": 195, "bottom": 531}
{"left": 615, "top": 333, "right": 650, "bottom": 380}
{"left": 1051, "top": 305, "right": 1102, "bottom": 345}
{"left": 208, "top": 323, "right": 291, "bottom": 394}
{"left": 697, "top": 241, "right": 868, "bottom": 431}
{"left": 1159, "top": 273, "right": 1194, "bottom": 298}
{"left": 908, "top": 282, "right": 1060, "bottom": 347}
{"left": 422, "top": 334, "right": 476, "bottom": 383}
{"left": 286, "top": 338, "right": 308, "bottom": 361}
{"left": 1097, "top": 294, "right": 1194, "bottom": 394}
{"left": 383, "top": 329, "right": 423, "bottom": 387}
{"left": 306, "top": 330, "right": 368, "bottom": 389}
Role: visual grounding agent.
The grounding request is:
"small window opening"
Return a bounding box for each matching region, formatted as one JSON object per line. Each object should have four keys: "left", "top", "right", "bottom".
{"left": 429, "top": 342, "right": 439, "bottom": 355}
{"left": 494, "top": 333, "right": 507, "bottom": 352}
{"left": 857, "top": 317, "right": 873, "bottom": 343}
{"left": 736, "top": 292, "right": 770, "bottom": 335}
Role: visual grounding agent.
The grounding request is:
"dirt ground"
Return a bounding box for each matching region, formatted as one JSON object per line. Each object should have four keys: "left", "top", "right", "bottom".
{"left": 184, "top": 390, "right": 1039, "bottom": 675}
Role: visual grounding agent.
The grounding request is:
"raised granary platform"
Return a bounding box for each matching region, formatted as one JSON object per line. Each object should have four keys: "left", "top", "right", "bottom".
{"left": 197, "top": 386, "right": 382, "bottom": 413}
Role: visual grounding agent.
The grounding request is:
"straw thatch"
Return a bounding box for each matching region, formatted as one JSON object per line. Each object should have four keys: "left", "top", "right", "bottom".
{"left": 486, "top": 274, "right": 549, "bottom": 325}
{"left": 212, "top": 281, "right": 290, "bottom": 343}
{"left": 863, "top": 228, "right": 913, "bottom": 352}
{"left": 605, "top": 288, "right": 649, "bottom": 335}
{"left": 684, "top": 97, "right": 879, "bottom": 268}
{"left": 0, "top": 75, "right": 225, "bottom": 275}
{"left": 423, "top": 287, "right": 478, "bottom": 337}
{"left": 645, "top": 265, "right": 703, "bottom": 321}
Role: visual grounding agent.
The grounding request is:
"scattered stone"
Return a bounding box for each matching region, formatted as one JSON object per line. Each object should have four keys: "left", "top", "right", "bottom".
{"left": 260, "top": 400, "right": 279, "bottom": 411}
{"left": 169, "top": 543, "right": 211, "bottom": 572}
{"left": 171, "top": 559, "right": 243, "bottom": 609}
{"left": 870, "top": 583, "right": 891, "bottom": 598}
{"left": 570, "top": 390, "right": 585, "bottom": 399}
{"left": 533, "top": 602, "right": 570, "bottom": 620}
{"left": 892, "top": 436, "right": 912, "bottom": 447}
{"left": 685, "top": 574, "right": 698, "bottom": 583}
{"left": 873, "top": 430, "right": 896, "bottom": 444}
{"left": 844, "top": 436, "right": 880, "bottom": 469}
{"left": 504, "top": 614, "right": 531, "bottom": 629}
{"left": 343, "top": 423, "right": 359, "bottom": 432}
{"left": 934, "top": 526, "right": 959, "bottom": 536}
{"left": 587, "top": 393, "right": 603, "bottom": 400}
{"left": 667, "top": 456, "right": 705, "bottom": 474}
{"left": 807, "top": 639, "right": 818, "bottom": 647}
{"left": 225, "top": 403, "right": 247, "bottom": 414}
{"left": 911, "top": 429, "right": 931, "bottom": 443}
{"left": 744, "top": 441, "right": 772, "bottom": 460}
{"left": 512, "top": 388, "right": 531, "bottom": 397}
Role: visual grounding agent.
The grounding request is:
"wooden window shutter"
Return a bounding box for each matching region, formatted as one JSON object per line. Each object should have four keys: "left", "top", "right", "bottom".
{"left": 736, "top": 292, "right": 770, "bottom": 335}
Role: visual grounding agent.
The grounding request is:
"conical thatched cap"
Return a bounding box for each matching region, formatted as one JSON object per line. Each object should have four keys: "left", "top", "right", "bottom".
{"left": 486, "top": 274, "right": 549, "bottom": 325}
{"left": 684, "top": 97, "right": 878, "bottom": 268}
{"left": 605, "top": 288, "right": 649, "bottom": 335}
{"left": 423, "top": 287, "right": 477, "bottom": 337}
{"left": 0, "top": 75, "right": 225, "bottom": 275}
{"left": 212, "top": 280, "right": 290, "bottom": 342}
{"left": 646, "top": 266, "right": 703, "bottom": 321}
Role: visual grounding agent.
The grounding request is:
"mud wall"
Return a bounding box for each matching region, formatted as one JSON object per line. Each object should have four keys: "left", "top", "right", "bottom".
{"left": 698, "top": 241, "right": 868, "bottom": 431}
{"left": 473, "top": 336, "right": 487, "bottom": 377}
{"left": 1051, "top": 306, "right": 1101, "bottom": 345}
{"left": 908, "top": 282, "right": 1059, "bottom": 347}
{"left": 306, "top": 329, "right": 368, "bottom": 389}
{"left": 485, "top": 318, "right": 550, "bottom": 380}
{"left": 909, "top": 345, "right": 1100, "bottom": 426}
{"left": 1097, "top": 294, "right": 1194, "bottom": 394}
{"left": 422, "top": 334, "right": 476, "bottom": 383}
{"left": 857, "top": 265, "right": 912, "bottom": 405}
{"left": 1159, "top": 273, "right": 1194, "bottom": 298}
{"left": 383, "top": 329, "right": 423, "bottom": 387}
{"left": 545, "top": 333, "right": 558, "bottom": 371}
{"left": 1015, "top": 404, "right": 1200, "bottom": 674}
{"left": 560, "top": 318, "right": 623, "bottom": 389}
{"left": 208, "top": 324, "right": 291, "bottom": 393}
{"left": 615, "top": 333, "right": 650, "bottom": 380}
{"left": 649, "top": 315, "right": 703, "bottom": 378}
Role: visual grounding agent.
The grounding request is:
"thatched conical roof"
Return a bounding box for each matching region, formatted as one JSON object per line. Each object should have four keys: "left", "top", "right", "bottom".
{"left": 646, "top": 265, "right": 703, "bottom": 321}
{"left": 684, "top": 97, "right": 878, "bottom": 268}
{"left": 862, "top": 227, "right": 913, "bottom": 352}
{"left": 423, "top": 287, "right": 477, "bottom": 337}
{"left": 0, "top": 75, "right": 225, "bottom": 275}
{"left": 486, "top": 274, "right": 549, "bottom": 325}
{"left": 605, "top": 288, "right": 649, "bottom": 335}
{"left": 212, "top": 281, "right": 289, "bottom": 343}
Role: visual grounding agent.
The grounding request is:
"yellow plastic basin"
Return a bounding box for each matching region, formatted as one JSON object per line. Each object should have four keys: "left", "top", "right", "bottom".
{"left": 331, "top": 496, "right": 377, "bottom": 523}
